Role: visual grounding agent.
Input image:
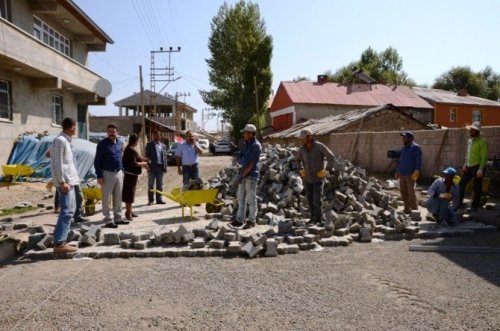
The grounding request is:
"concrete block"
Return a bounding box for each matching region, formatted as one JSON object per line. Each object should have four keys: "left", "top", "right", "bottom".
{"left": 13, "top": 223, "right": 29, "bottom": 230}
{"left": 30, "top": 225, "right": 47, "bottom": 234}
{"left": 174, "top": 225, "right": 189, "bottom": 243}
{"left": 242, "top": 241, "right": 262, "bottom": 258}
{"left": 403, "top": 226, "right": 419, "bottom": 236}
{"left": 274, "top": 235, "right": 285, "bottom": 244}
{"left": 119, "top": 232, "right": 134, "bottom": 240}
{"left": 193, "top": 248, "right": 209, "bottom": 257}
{"left": 207, "top": 219, "right": 219, "bottom": 230}
{"left": 193, "top": 228, "right": 209, "bottom": 238}
{"left": 164, "top": 247, "right": 180, "bottom": 257}
{"left": 278, "top": 221, "right": 293, "bottom": 234}
{"left": 86, "top": 224, "right": 102, "bottom": 239}
{"left": 134, "top": 240, "right": 150, "bottom": 250}
{"left": 222, "top": 215, "right": 233, "bottom": 222}
{"left": 28, "top": 233, "right": 46, "bottom": 249}
{"left": 182, "top": 232, "right": 195, "bottom": 243}
{"left": 359, "top": 227, "right": 372, "bottom": 243}
{"left": 319, "top": 237, "right": 338, "bottom": 247}
{"left": 284, "top": 244, "right": 299, "bottom": 254}
{"left": 66, "top": 229, "right": 82, "bottom": 242}
{"left": 37, "top": 234, "right": 53, "bottom": 250}
{"left": 227, "top": 241, "right": 241, "bottom": 253}
{"left": 103, "top": 232, "right": 120, "bottom": 245}
{"left": 303, "top": 234, "right": 318, "bottom": 243}
{"left": 224, "top": 232, "right": 237, "bottom": 242}
{"left": 0, "top": 216, "right": 20, "bottom": 223}
{"left": 209, "top": 239, "right": 225, "bottom": 249}
{"left": 81, "top": 235, "right": 96, "bottom": 247}
{"left": 250, "top": 233, "right": 267, "bottom": 246}
{"left": 277, "top": 244, "right": 288, "bottom": 255}
{"left": 410, "top": 210, "right": 421, "bottom": 222}
{"left": 287, "top": 236, "right": 304, "bottom": 244}
{"left": 264, "top": 238, "right": 278, "bottom": 257}
{"left": 292, "top": 228, "right": 307, "bottom": 236}
{"left": 1, "top": 224, "right": 14, "bottom": 231}
{"left": 299, "top": 243, "right": 310, "bottom": 251}
{"left": 120, "top": 239, "right": 132, "bottom": 249}
{"left": 349, "top": 223, "right": 360, "bottom": 233}
{"left": 337, "top": 237, "right": 351, "bottom": 246}
{"left": 334, "top": 228, "right": 350, "bottom": 236}
{"left": 191, "top": 237, "right": 206, "bottom": 249}
{"left": 308, "top": 225, "right": 325, "bottom": 236}
{"left": 264, "top": 227, "right": 276, "bottom": 237}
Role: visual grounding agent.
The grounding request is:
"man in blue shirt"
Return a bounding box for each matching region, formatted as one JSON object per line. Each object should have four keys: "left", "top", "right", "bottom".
{"left": 94, "top": 123, "right": 127, "bottom": 228}
{"left": 176, "top": 130, "right": 203, "bottom": 189}
{"left": 427, "top": 167, "right": 459, "bottom": 226}
{"left": 231, "top": 124, "right": 262, "bottom": 229}
{"left": 396, "top": 131, "right": 422, "bottom": 213}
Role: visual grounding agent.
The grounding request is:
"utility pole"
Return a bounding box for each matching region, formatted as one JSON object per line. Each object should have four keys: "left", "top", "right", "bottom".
{"left": 150, "top": 46, "right": 181, "bottom": 115}
{"left": 174, "top": 92, "right": 190, "bottom": 132}
{"left": 254, "top": 76, "right": 260, "bottom": 137}
{"left": 139, "top": 65, "right": 146, "bottom": 153}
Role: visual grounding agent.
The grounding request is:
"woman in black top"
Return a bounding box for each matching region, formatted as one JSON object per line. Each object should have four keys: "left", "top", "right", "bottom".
{"left": 122, "top": 133, "right": 148, "bottom": 221}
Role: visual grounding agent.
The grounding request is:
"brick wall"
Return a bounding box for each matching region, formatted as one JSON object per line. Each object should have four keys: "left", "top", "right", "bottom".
{"left": 329, "top": 126, "right": 500, "bottom": 177}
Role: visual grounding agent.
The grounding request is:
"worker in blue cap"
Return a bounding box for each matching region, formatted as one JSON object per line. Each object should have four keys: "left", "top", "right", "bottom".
{"left": 426, "top": 167, "right": 460, "bottom": 226}
{"left": 395, "top": 131, "right": 422, "bottom": 213}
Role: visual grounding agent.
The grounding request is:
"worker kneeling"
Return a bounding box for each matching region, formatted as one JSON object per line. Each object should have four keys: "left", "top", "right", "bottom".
{"left": 426, "top": 167, "right": 459, "bottom": 226}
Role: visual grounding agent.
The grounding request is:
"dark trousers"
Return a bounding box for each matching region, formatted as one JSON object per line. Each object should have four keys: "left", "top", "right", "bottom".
{"left": 182, "top": 164, "right": 199, "bottom": 186}
{"left": 305, "top": 181, "right": 324, "bottom": 223}
{"left": 148, "top": 164, "right": 165, "bottom": 203}
{"left": 459, "top": 165, "right": 482, "bottom": 208}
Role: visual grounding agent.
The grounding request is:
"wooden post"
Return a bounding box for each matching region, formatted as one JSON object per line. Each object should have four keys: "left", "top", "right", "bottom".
{"left": 139, "top": 65, "right": 146, "bottom": 153}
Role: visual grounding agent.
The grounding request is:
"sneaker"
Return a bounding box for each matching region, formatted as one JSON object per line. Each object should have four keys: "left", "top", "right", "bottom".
{"left": 104, "top": 222, "right": 118, "bottom": 228}
{"left": 242, "top": 221, "right": 256, "bottom": 229}
{"left": 230, "top": 220, "right": 243, "bottom": 228}
{"left": 53, "top": 243, "right": 77, "bottom": 253}
{"left": 74, "top": 217, "right": 89, "bottom": 223}
{"left": 115, "top": 219, "right": 130, "bottom": 225}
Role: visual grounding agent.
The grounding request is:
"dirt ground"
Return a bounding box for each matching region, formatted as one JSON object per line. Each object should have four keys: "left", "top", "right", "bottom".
{"left": 1, "top": 154, "right": 500, "bottom": 330}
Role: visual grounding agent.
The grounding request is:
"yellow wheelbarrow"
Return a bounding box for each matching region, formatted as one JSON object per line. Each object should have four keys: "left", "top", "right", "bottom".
{"left": 81, "top": 186, "right": 102, "bottom": 216}
{"left": 2, "top": 164, "right": 34, "bottom": 182}
{"left": 151, "top": 188, "right": 223, "bottom": 221}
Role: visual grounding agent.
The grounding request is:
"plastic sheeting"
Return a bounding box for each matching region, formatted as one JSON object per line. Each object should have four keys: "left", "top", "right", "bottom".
{"left": 6, "top": 134, "right": 97, "bottom": 180}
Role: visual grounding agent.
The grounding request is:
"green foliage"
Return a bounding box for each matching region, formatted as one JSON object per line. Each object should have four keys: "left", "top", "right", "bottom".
{"left": 201, "top": 1, "right": 273, "bottom": 139}
{"left": 433, "top": 66, "right": 500, "bottom": 101}
{"left": 328, "top": 46, "right": 414, "bottom": 86}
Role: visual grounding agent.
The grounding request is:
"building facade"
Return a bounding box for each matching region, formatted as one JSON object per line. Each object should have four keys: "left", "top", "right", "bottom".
{"left": 0, "top": 0, "right": 113, "bottom": 164}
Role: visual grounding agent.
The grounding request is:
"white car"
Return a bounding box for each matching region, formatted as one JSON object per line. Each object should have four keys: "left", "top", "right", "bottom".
{"left": 213, "top": 141, "right": 232, "bottom": 154}
{"left": 198, "top": 139, "right": 209, "bottom": 150}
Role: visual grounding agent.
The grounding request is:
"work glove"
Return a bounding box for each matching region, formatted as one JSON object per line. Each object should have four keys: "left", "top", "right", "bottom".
{"left": 411, "top": 170, "right": 420, "bottom": 182}
{"left": 476, "top": 168, "right": 483, "bottom": 178}
{"left": 316, "top": 169, "right": 327, "bottom": 178}
{"left": 299, "top": 169, "right": 306, "bottom": 178}
{"left": 439, "top": 193, "right": 452, "bottom": 201}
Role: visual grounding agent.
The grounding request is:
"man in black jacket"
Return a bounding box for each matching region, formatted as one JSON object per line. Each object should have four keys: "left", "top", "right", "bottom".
{"left": 145, "top": 131, "right": 168, "bottom": 205}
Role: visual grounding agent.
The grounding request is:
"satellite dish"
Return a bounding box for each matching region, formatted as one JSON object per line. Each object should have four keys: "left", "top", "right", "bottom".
{"left": 95, "top": 78, "right": 112, "bottom": 97}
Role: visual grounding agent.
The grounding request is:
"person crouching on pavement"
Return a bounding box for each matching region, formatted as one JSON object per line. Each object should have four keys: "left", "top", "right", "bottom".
{"left": 296, "top": 129, "right": 335, "bottom": 225}
{"left": 396, "top": 131, "right": 422, "bottom": 214}
{"left": 231, "top": 124, "right": 262, "bottom": 229}
{"left": 176, "top": 130, "right": 202, "bottom": 189}
{"left": 427, "top": 167, "right": 459, "bottom": 226}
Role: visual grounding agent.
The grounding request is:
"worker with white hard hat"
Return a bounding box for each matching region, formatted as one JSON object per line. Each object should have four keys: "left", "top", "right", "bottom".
{"left": 458, "top": 122, "right": 489, "bottom": 212}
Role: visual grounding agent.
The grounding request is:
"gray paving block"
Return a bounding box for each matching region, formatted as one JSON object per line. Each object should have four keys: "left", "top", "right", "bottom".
{"left": 359, "top": 227, "right": 372, "bottom": 242}
{"left": 191, "top": 237, "right": 206, "bottom": 249}
{"left": 250, "top": 233, "right": 267, "bottom": 246}
{"left": 103, "top": 232, "right": 120, "bottom": 245}
{"left": 37, "top": 234, "right": 53, "bottom": 250}
{"left": 227, "top": 241, "right": 241, "bottom": 253}
{"left": 134, "top": 240, "right": 150, "bottom": 250}
{"left": 209, "top": 239, "right": 225, "bottom": 249}
{"left": 120, "top": 239, "right": 132, "bottom": 249}
{"left": 81, "top": 235, "right": 96, "bottom": 247}
{"left": 334, "top": 228, "right": 350, "bottom": 236}
{"left": 207, "top": 219, "right": 219, "bottom": 230}
{"left": 174, "top": 225, "right": 189, "bottom": 243}
{"left": 287, "top": 236, "right": 304, "bottom": 244}
{"left": 264, "top": 238, "right": 278, "bottom": 257}
{"left": 28, "top": 233, "right": 46, "bottom": 249}
{"left": 242, "top": 241, "right": 262, "bottom": 258}
{"left": 303, "top": 234, "right": 318, "bottom": 243}
{"left": 182, "top": 232, "right": 195, "bottom": 243}
{"left": 224, "top": 232, "right": 237, "bottom": 242}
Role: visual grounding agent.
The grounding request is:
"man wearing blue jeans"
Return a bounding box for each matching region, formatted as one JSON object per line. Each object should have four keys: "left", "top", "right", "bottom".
{"left": 176, "top": 130, "right": 202, "bottom": 189}
{"left": 231, "top": 124, "right": 262, "bottom": 229}
{"left": 146, "top": 131, "right": 168, "bottom": 204}
{"left": 50, "top": 117, "right": 80, "bottom": 253}
{"left": 427, "top": 167, "right": 460, "bottom": 226}
{"left": 296, "top": 129, "right": 335, "bottom": 225}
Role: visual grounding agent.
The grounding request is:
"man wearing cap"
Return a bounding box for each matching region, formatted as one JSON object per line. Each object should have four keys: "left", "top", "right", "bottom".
{"left": 458, "top": 122, "right": 489, "bottom": 212}
{"left": 426, "top": 167, "right": 460, "bottom": 226}
{"left": 296, "top": 129, "right": 335, "bottom": 225}
{"left": 232, "top": 124, "right": 262, "bottom": 229}
{"left": 176, "top": 130, "right": 203, "bottom": 189}
{"left": 396, "top": 131, "right": 422, "bottom": 213}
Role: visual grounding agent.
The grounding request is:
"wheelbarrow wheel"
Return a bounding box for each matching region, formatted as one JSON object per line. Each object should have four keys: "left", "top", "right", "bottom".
{"left": 84, "top": 199, "right": 96, "bottom": 216}
{"left": 206, "top": 200, "right": 223, "bottom": 213}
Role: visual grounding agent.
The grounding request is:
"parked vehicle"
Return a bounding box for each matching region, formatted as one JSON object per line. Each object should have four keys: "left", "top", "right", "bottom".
{"left": 167, "top": 142, "right": 179, "bottom": 165}
{"left": 198, "top": 139, "right": 209, "bottom": 150}
{"left": 213, "top": 140, "right": 232, "bottom": 155}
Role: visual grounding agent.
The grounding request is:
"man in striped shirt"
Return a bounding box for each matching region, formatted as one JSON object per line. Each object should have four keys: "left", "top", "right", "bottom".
{"left": 50, "top": 117, "right": 80, "bottom": 253}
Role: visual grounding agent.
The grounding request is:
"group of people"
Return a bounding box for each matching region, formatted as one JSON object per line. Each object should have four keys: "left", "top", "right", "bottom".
{"left": 396, "top": 122, "right": 489, "bottom": 226}
{"left": 49, "top": 116, "right": 488, "bottom": 253}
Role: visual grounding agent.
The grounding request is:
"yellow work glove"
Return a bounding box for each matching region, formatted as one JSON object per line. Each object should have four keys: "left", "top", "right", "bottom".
{"left": 411, "top": 170, "right": 420, "bottom": 182}
{"left": 317, "top": 169, "right": 327, "bottom": 178}
{"left": 299, "top": 169, "right": 306, "bottom": 178}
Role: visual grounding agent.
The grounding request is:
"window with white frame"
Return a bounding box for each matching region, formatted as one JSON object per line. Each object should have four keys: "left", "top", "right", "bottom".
{"left": 52, "top": 95, "right": 63, "bottom": 125}
{"left": 33, "top": 16, "right": 71, "bottom": 57}
{"left": 0, "top": 0, "right": 11, "bottom": 21}
{"left": 449, "top": 107, "right": 457, "bottom": 122}
{"left": 472, "top": 109, "right": 482, "bottom": 123}
{"left": 0, "top": 80, "right": 12, "bottom": 121}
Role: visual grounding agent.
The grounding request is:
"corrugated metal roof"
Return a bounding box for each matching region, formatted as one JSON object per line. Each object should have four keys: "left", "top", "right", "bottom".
{"left": 266, "top": 104, "right": 430, "bottom": 139}
{"left": 413, "top": 87, "right": 500, "bottom": 107}
{"left": 279, "top": 82, "right": 433, "bottom": 109}
{"left": 114, "top": 90, "right": 197, "bottom": 113}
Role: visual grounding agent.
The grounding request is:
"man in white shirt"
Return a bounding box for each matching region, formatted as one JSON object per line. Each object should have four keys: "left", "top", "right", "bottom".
{"left": 50, "top": 117, "right": 80, "bottom": 253}
{"left": 176, "top": 131, "right": 202, "bottom": 189}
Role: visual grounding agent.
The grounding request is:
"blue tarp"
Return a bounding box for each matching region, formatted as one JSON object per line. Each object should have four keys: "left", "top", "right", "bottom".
{"left": 7, "top": 134, "right": 97, "bottom": 180}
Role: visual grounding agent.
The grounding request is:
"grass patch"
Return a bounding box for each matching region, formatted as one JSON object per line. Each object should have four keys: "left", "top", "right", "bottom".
{"left": 0, "top": 205, "right": 38, "bottom": 217}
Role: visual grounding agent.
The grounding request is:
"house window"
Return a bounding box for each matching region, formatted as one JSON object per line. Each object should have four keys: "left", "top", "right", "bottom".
{"left": 449, "top": 107, "right": 456, "bottom": 122}
{"left": 472, "top": 109, "right": 482, "bottom": 123}
{"left": 33, "top": 16, "right": 71, "bottom": 57}
{"left": 0, "top": 80, "right": 12, "bottom": 121}
{"left": 52, "top": 95, "right": 63, "bottom": 125}
{"left": 0, "top": 0, "right": 11, "bottom": 21}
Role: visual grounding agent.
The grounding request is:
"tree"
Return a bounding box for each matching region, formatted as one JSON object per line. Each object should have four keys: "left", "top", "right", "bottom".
{"left": 201, "top": 1, "right": 273, "bottom": 139}
{"left": 432, "top": 66, "right": 500, "bottom": 101}
{"left": 328, "top": 46, "right": 415, "bottom": 86}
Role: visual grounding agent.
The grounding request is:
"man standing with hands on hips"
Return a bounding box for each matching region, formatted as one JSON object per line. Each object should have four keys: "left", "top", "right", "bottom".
{"left": 458, "top": 122, "right": 489, "bottom": 212}
{"left": 146, "top": 131, "right": 168, "bottom": 205}
{"left": 176, "top": 130, "right": 202, "bottom": 189}
{"left": 396, "top": 131, "right": 422, "bottom": 214}
{"left": 94, "top": 123, "right": 128, "bottom": 228}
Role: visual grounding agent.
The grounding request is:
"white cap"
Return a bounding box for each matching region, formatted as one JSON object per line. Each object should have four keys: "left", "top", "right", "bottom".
{"left": 241, "top": 124, "right": 257, "bottom": 133}
{"left": 299, "top": 128, "right": 312, "bottom": 138}
{"left": 469, "top": 122, "right": 481, "bottom": 132}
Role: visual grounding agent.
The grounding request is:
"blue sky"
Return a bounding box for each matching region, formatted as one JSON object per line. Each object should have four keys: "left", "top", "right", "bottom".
{"left": 79, "top": 0, "right": 500, "bottom": 130}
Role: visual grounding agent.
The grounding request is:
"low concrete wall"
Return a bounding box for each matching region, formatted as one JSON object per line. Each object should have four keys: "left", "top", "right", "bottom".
{"left": 329, "top": 127, "right": 500, "bottom": 177}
